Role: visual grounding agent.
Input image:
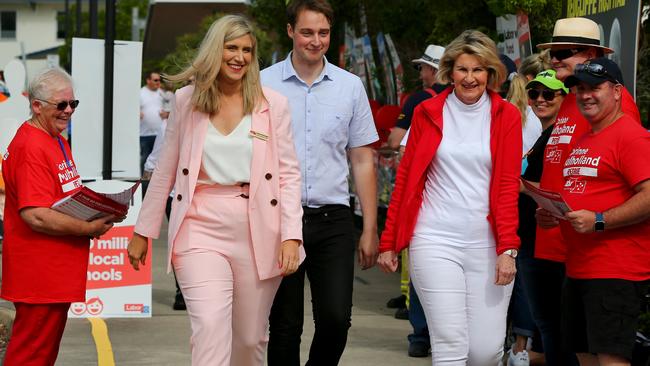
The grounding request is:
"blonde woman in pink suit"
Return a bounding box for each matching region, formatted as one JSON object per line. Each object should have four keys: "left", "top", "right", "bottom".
{"left": 126, "top": 15, "right": 304, "bottom": 366}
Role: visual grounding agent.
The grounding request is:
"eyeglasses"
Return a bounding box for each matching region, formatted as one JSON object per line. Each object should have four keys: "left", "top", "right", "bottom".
{"left": 527, "top": 89, "right": 560, "bottom": 101}
{"left": 37, "top": 99, "right": 80, "bottom": 111}
{"left": 151, "top": 79, "right": 161, "bottom": 82}
{"left": 549, "top": 48, "right": 586, "bottom": 61}
{"left": 575, "top": 63, "right": 620, "bottom": 84}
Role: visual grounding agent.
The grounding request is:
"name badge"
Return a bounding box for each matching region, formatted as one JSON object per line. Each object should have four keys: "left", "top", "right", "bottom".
{"left": 249, "top": 130, "right": 268, "bottom": 141}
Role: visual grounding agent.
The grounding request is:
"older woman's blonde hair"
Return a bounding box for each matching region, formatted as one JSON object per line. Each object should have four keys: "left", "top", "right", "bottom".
{"left": 167, "top": 15, "right": 264, "bottom": 115}
{"left": 436, "top": 30, "right": 505, "bottom": 91}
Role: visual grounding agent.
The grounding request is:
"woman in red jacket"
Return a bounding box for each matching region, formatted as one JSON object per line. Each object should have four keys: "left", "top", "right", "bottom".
{"left": 378, "top": 30, "right": 522, "bottom": 365}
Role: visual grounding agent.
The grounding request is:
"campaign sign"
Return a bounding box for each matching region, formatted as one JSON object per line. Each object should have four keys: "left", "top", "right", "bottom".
{"left": 563, "top": 0, "right": 641, "bottom": 98}
{"left": 68, "top": 180, "right": 152, "bottom": 318}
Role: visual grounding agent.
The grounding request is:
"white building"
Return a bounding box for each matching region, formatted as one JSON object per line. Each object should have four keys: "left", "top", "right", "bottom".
{"left": 0, "top": 0, "right": 73, "bottom": 80}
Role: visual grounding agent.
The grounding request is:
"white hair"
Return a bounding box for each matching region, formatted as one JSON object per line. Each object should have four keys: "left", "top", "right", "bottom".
{"left": 28, "top": 67, "right": 74, "bottom": 112}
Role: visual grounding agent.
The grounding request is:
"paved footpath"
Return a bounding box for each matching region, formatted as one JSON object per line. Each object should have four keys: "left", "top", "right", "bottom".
{"left": 0, "top": 222, "right": 430, "bottom": 366}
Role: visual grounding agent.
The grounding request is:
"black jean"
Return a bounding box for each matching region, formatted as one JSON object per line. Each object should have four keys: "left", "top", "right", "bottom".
{"left": 519, "top": 256, "right": 578, "bottom": 366}
{"left": 268, "top": 205, "right": 356, "bottom": 366}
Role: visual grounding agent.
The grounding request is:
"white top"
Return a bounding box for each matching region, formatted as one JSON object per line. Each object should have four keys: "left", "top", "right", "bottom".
{"left": 400, "top": 128, "right": 410, "bottom": 147}
{"left": 197, "top": 115, "right": 252, "bottom": 185}
{"left": 522, "top": 106, "right": 543, "bottom": 154}
{"left": 139, "top": 87, "right": 165, "bottom": 137}
{"left": 412, "top": 91, "right": 495, "bottom": 248}
{"left": 144, "top": 119, "right": 167, "bottom": 172}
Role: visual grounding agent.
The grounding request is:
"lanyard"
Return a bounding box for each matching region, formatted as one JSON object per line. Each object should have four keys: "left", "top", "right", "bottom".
{"left": 56, "top": 136, "right": 72, "bottom": 169}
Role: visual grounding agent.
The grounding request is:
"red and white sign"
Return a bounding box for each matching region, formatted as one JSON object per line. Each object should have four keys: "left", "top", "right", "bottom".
{"left": 68, "top": 180, "right": 152, "bottom": 318}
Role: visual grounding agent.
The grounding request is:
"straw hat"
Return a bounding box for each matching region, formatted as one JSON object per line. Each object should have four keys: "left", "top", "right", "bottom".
{"left": 537, "top": 17, "right": 613, "bottom": 53}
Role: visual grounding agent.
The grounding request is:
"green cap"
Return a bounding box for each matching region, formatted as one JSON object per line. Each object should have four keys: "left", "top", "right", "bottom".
{"left": 526, "top": 69, "right": 569, "bottom": 94}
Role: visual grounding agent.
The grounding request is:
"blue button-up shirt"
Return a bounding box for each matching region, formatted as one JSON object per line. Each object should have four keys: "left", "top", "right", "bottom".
{"left": 261, "top": 55, "right": 378, "bottom": 207}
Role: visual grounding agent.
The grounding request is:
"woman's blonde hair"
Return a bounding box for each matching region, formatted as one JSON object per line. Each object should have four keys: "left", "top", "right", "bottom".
{"left": 436, "top": 30, "right": 505, "bottom": 91}
{"left": 166, "top": 15, "right": 264, "bottom": 115}
{"left": 506, "top": 51, "right": 552, "bottom": 126}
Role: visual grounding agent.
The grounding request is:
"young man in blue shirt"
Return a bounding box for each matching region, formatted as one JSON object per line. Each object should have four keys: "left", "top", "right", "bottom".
{"left": 261, "top": 0, "right": 379, "bottom": 364}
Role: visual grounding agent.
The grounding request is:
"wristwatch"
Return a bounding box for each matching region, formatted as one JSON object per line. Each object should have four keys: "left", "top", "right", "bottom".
{"left": 503, "top": 249, "right": 518, "bottom": 258}
{"left": 594, "top": 212, "right": 605, "bottom": 232}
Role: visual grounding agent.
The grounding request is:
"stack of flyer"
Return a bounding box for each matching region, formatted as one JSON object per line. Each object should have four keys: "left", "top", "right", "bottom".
{"left": 51, "top": 181, "right": 140, "bottom": 221}
{"left": 521, "top": 178, "right": 571, "bottom": 219}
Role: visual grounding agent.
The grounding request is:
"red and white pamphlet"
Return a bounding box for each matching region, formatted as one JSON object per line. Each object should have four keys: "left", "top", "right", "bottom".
{"left": 521, "top": 178, "right": 572, "bottom": 219}
{"left": 51, "top": 181, "right": 140, "bottom": 221}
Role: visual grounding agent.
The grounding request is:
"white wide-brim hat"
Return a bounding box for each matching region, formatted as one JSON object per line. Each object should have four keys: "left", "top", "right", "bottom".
{"left": 412, "top": 44, "right": 445, "bottom": 69}
{"left": 537, "top": 17, "right": 613, "bottom": 54}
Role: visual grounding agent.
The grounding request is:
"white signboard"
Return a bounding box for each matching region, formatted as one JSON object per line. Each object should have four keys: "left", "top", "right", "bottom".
{"left": 71, "top": 38, "right": 142, "bottom": 180}
{"left": 0, "top": 60, "right": 30, "bottom": 157}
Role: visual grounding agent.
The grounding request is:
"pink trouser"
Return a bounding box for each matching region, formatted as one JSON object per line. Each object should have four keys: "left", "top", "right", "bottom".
{"left": 172, "top": 184, "right": 281, "bottom": 366}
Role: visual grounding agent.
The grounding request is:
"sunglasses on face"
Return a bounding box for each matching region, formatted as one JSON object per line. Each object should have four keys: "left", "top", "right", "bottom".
{"left": 527, "top": 89, "right": 560, "bottom": 101}
{"left": 549, "top": 48, "right": 586, "bottom": 61}
{"left": 151, "top": 79, "right": 161, "bottom": 82}
{"left": 37, "top": 99, "right": 80, "bottom": 111}
{"left": 575, "top": 63, "right": 620, "bottom": 84}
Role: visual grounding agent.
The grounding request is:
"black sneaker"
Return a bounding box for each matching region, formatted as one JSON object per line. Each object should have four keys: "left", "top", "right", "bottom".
{"left": 173, "top": 293, "right": 186, "bottom": 311}
{"left": 394, "top": 307, "right": 409, "bottom": 320}
{"left": 386, "top": 294, "right": 406, "bottom": 309}
{"left": 408, "top": 341, "right": 430, "bottom": 357}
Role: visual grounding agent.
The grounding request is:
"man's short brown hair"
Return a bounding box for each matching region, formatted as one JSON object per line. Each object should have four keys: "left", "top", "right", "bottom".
{"left": 286, "top": 0, "right": 334, "bottom": 28}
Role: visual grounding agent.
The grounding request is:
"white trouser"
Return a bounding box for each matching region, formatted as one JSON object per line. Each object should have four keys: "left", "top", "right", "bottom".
{"left": 409, "top": 240, "right": 513, "bottom": 366}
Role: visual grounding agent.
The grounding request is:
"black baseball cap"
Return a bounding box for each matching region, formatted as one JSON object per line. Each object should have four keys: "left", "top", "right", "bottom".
{"left": 564, "top": 57, "right": 624, "bottom": 88}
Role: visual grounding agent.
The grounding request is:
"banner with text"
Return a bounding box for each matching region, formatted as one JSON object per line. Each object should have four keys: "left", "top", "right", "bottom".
{"left": 497, "top": 11, "right": 533, "bottom": 66}
{"left": 68, "top": 180, "right": 152, "bottom": 318}
{"left": 563, "top": 0, "right": 641, "bottom": 98}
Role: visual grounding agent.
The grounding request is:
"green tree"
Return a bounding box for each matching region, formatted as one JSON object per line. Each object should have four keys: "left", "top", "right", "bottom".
{"left": 147, "top": 13, "right": 274, "bottom": 80}
{"left": 637, "top": 0, "right": 650, "bottom": 126}
{"left": 250, "top": 0, "right": 562, "bottom": 92}
{"left": 57, "top": 0, "right": 149, "bottom": 71}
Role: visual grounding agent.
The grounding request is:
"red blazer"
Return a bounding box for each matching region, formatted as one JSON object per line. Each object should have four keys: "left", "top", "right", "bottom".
{"left": 379, "top": 87, "right": 522, "bottom": 255}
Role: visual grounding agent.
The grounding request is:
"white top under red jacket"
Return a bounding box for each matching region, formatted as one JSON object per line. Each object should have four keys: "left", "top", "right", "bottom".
{"left": 380, "top": 87, "right": 522, "bottom": 255}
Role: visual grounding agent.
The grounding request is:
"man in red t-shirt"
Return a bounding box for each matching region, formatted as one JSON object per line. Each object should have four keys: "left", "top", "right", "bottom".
{"left": 2, "top": 68, "right": 115, "bottom": 366}
{"left": 538, "top": 58, "right": 650, "bottom": 366}
{"left": 523, "top": 17, "right": 641, "bottom": 366}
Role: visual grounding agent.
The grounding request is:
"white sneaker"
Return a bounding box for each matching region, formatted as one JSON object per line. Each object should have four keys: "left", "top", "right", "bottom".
{"left": 507, "top": 348, "right": 530, "bottom": 366}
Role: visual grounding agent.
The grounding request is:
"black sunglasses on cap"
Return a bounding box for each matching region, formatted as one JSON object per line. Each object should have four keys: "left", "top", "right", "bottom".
{"left": 527, "top": 89, "right": 561, "bottom": 101}
{"left": 37, "top": 99, "right": 80, "bottom": 111}
{"left": 549, "top": 48, "right": 586, "bottom": 61}
{"left": 574, "top": 63, "right": 620, "bottom": 84}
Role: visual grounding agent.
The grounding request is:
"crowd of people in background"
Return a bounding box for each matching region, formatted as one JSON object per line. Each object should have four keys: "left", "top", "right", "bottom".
{"left": 0, "top": 0, "right": 648, "bottom": 365}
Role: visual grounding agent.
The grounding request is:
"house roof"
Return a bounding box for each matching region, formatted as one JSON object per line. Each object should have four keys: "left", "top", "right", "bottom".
{"left": 19, "top": 45, "right": 62, "bottom": 59}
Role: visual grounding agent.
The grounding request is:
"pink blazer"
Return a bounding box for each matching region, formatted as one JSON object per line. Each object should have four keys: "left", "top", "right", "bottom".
{"left": 134, "top": 85, "right": 304, "bottom": 280}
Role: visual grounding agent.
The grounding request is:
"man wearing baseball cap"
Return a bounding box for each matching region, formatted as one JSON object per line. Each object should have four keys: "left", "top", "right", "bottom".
{"left": 387, "top": 44, "right": 446, "bottom": 150}
{"left": 530, "top": 17, "right": 641, "bottom": 366}
{"left": 537, "top": 57, "right": 650, "bottom": 366}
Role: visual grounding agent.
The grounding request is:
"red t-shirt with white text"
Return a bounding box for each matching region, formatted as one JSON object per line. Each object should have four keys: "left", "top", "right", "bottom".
{"left": 536, "top": 90, "right": 641, "bottom": 262}
{"left": 1, "top": 123, "right": 88, "bottom": 303}
{"left": 560, "top": 115, "right": 650, "bottom": 280}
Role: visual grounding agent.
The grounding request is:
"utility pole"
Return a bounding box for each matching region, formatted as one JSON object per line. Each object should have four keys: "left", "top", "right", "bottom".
{"left": 89, "top": 0, "right": 98, "bottom": 38}
{"left": 65, "top": 0, "right": 71, "bottom": 39}
{"left": 75, "top": 0, "right": 82, "bottom": 36}
{"left": 102, "top": 0, "right": 115, "bottom": 180}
